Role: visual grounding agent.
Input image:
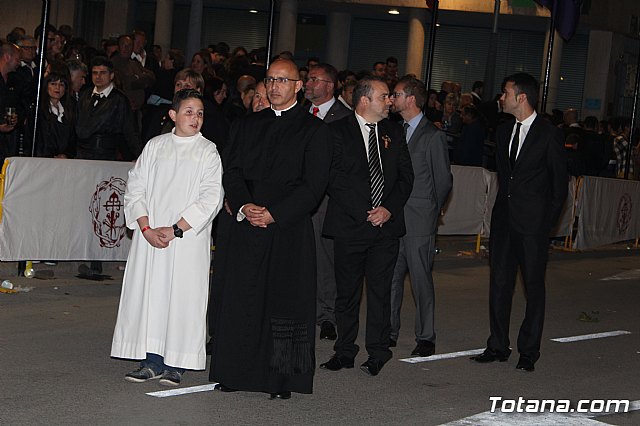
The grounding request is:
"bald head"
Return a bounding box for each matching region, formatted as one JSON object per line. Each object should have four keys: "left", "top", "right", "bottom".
{"left": 265, "top": 59, "right": 302, "bottom": 110}
{"left": 269, "top": 58, "right": 300, "bottom": 79}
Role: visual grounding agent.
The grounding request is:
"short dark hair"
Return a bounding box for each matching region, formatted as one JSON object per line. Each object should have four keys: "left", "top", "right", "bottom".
{"left": 472, "top": 80, "right": 484, "bottom": 91}
{"left": 172, "top": 88, "right": 203, "bottom": 111}
{"left": 373, "top": 61, "right": 385, "bottom": 70}
{"left": 504, "top": 72, "right": 539, "bottom": 109}
{"left": 353, "top": 75, "right": 386, "bottom": 109}
{"left": 386, "top": 56, "right": 398, "bottom": 65}
{"left": 583, "top": 115, "right": 598, "bottom": 130}
{"left": 337, "top": 69, "right": 356, "bottom": 84}
{"left": 90, "top": 56, "right": 113, "bottom": 73}
{"left": 309, "top": 63, "right": 338, "bottom": 85}
{"left": 397, "top": 75, "right": 427, "bottom": 109}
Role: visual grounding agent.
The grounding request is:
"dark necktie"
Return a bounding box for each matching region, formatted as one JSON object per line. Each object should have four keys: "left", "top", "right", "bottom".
{"left": 92, "top": 93, "right": 102, "bottom": 107}
{"left": 366, "top": 123, "right": 384, "bottom": 208}
{"left": 509, "top": 122, "right": 522, "bottom": 167}
{"left": 312, "top": 107, "right": 319, "bottom": 117}
{"left": 403, "top": 122, "right": 410, "bottom": 140}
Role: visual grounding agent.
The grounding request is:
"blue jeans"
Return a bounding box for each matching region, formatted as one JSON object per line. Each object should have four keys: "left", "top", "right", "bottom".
{"left": 141, "top": 353, "right": 185, "bottom": 374}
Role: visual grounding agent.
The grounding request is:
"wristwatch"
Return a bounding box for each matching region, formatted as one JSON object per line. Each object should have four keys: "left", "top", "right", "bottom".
{"left": 172, "top": 223, "right": 184, "bottom": 238}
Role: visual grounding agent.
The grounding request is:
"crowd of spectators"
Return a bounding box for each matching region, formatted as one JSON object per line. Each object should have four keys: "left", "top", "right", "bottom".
{"left": 0, "top": 24, "right": 638, "bottom": 180}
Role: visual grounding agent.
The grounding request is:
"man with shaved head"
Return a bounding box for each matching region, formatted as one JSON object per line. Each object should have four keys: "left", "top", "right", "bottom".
{"left": 210, "top": 58, "right": 332, "bottom": 400}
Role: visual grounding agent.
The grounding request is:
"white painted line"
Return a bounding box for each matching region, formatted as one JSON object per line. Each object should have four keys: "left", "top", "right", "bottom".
{"left": 399, "top": 348, "right": 484, "bottom": 364}
{"left": 440, "top": 399, "right": 640, "bottom": 425}
{"left": 146, "top": 383, "right": 219, "bottom": 398}
{"left": 439, "top": 411, "right": 605, "bottom": 425}
{"left": 551, "top": 330, "right": 631, "bottom": 343}
{"left": 600, "top": 269, "right": 640, "bottom": 281}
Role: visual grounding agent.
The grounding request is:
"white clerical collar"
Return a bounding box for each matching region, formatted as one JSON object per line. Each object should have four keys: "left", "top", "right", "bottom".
{"left": 310, "top": 98, "right": 335, "bottom": 119}
{"left": 272, "top": 101, "right": 297, "bottom": 116}
{"left": 93, "top": 83, "right": 114, "bottom": 98}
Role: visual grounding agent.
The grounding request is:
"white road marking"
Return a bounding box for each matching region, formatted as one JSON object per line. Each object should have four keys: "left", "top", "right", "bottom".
{"left": 439, "top": 400, "right": 640, "bottom": 425}
{"left": 551, "top": 330, "right": 631, "bottom": 343}
{"left": 600, "top": 269, "right": 640, "bottom": 281}
{"left": 147, "top": 383, "right": 219, "bottom": 398}
{"left": 399, "top": 348, "right": 484, "bottom": 363}
{"left": 401, "top": 330, "right": 631, "bottom": 364}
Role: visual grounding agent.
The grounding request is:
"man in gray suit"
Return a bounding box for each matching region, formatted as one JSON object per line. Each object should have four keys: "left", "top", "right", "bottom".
{"left": 389, "top": 76, "right": 452, "bottom": 357}
{"left": 305, "top": 63, "right": 352, "bottom": 340}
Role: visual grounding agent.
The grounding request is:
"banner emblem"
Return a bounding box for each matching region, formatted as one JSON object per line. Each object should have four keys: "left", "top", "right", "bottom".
{"left": 90, "top": 177, "right": 127, "bottom": 248}
{"left": 617, "top": 193, "right": 632, "bottom": 235}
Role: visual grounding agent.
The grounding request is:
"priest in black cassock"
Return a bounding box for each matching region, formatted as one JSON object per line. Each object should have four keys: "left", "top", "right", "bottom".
{"left": 209, "top": 59, "right": 332, "bottom": 399}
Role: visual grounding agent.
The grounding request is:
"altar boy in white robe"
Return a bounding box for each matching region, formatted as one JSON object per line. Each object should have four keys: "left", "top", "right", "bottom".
{"left": 111, "top": 89, "right": 224, "bottom": 386}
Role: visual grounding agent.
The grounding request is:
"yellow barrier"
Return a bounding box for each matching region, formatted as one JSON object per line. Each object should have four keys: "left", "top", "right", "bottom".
{"left": 0, "top": 158, "right": 10, "bottom": 222}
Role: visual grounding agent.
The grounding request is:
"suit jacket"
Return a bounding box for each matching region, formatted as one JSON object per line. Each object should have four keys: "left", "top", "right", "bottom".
{"left": 404, "top": 115, "right": 452, "bottom": 236}
{"left": 323, "top": 99, "right": 352, "bottom": 123}
{"left": 491, "top": 114, "right": 568, "bottom": 236}
{"left": 323, "top": 114, "right": 414, "bottom": 239}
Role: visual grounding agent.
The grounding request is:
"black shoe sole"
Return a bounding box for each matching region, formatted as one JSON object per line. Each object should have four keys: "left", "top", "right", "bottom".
{"left": 270, "top": 392, "right": 291, "bottom": 400}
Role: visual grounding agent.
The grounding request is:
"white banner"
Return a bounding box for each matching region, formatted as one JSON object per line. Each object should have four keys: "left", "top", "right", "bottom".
{"left": 438, "top": 166, "right": 488, "bottom": 235}
{"left": 574, "top": 176, "right": 640, "bottom": 250}
{"left": 440, "top": 167, "right": 575, "bottom": 238}
{"left": 551, "top": 176, "right": 577, "bottom": 238}
{"left": 0, "top": 157, "right": 133, "bottom": 261}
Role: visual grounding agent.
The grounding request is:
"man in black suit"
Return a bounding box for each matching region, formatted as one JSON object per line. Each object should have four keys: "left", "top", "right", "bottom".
{"left": 471, "top": 73, "right": 567, "bottom": 372}
{"left": 320, "top": 76, "right": 414, "bottom": 376}
{"left": 305, "top": 63, "right": 352, "bottom": 341}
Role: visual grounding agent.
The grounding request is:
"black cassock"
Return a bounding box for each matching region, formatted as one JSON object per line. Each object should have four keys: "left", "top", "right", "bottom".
{"left": 209, "top": 104, "right": 331, "bottom": 394}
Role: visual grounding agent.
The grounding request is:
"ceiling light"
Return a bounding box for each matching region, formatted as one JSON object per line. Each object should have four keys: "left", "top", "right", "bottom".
{"left": 249, "top": 9, "right": 258, "bottom": 14}
{"left": 388, "top": 9, "right": 400, "bottom": 15}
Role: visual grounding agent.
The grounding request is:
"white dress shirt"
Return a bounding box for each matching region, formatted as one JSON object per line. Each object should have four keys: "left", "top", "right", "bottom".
{"left": 508, "top": 110, "right": 537, "bottom": 160}
{"left": 355, "top": 112, "right": 384, "bottom": 175}
{"left": 309, "top": 98, "right": 335, "bottom": 120}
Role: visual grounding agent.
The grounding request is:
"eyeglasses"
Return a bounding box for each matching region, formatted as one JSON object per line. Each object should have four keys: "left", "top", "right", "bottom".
{"left": 264, "top": 77, "right": 300, "bottom": 85}
{"left": 307, "top": 76, "right": 332, "bottom": 84}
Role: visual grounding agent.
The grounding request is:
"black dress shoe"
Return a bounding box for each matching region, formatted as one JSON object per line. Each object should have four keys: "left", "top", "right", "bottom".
{"left": 319, "top": 321, "right": 337, "bottom": 340}
{"left": 215, "top": 383, "right": 238, "bottom": 392}
{"left": 388, "top": 338, "right": 397, "bottom": 348}
{"left": 411, "top": 340, "right": 435, "bottom": 357}
{"left": 269, "top": 391, "right": 292, "bottom": 400}
{"left": 360, "top": 357, "right": 384, "bottom": 376}
{"left": 319, "top": 355, "right": 354, "bottom": 371}
{"left": 470, "top": 350, "right": 509, "bottom": 363}
{"left": 516, "top": 357, "right": 535, "bottom": 372}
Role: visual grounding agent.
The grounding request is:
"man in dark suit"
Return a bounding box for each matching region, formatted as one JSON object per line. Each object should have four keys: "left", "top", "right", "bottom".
{"left": 320, "top": 76, "right": 414, "bottom": 376}
{"left": 305, "top": 63, "right": 352, "bottom": 341}
{"left": 471, "top": 73, "right": 567, "bottom": 372}
{"left": 389, "top": 76, "right": 452, "bottom": 357}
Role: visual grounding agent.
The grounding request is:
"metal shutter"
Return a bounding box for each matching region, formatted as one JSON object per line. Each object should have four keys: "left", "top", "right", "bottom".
{"left": 348, "top": 18, "right": 408, "bottom": 74}
{"left": 557, "top": 33, "right": 589, "bottom": 115}
{"left": 201, "top": 8, "right": 270, "bottom": 52}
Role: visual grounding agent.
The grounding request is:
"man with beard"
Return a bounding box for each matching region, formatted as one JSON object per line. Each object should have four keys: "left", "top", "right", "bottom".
{"left": 304, "top": 63, "right": 351, "bottom": 341}
{"left": 209, "top": 59, "right": 331, "bottom": 399}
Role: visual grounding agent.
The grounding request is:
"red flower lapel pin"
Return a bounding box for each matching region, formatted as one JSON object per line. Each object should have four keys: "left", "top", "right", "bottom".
{"left": 382, "top": 135, "right": 391, "bottom": 149}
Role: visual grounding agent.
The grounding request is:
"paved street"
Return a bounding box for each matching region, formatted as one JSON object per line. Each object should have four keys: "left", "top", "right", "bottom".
{"left": 1, "top": 237, "right": 638, "bottom": 425}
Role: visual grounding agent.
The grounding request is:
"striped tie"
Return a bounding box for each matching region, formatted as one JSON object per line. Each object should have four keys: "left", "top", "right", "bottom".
{"left": 366, "top": 123, "right": 384, "bottom": 208}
